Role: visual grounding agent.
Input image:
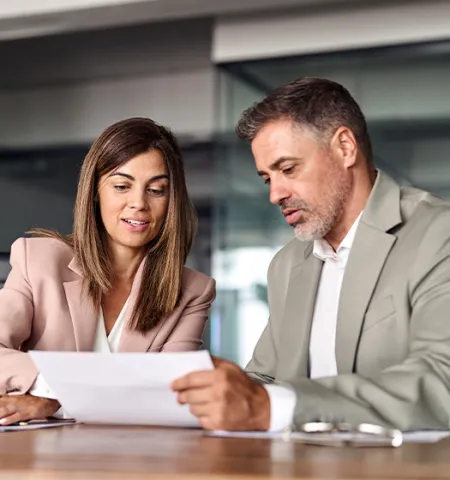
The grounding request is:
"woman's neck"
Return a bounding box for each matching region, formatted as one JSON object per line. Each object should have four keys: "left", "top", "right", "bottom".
{"left": 109, "top": 245, "right": 145, "bottom": 284}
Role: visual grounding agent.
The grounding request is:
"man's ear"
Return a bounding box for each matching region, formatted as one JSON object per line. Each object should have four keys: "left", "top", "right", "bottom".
{"left": 329, "top": 126, "right": 358, "bottom": 168}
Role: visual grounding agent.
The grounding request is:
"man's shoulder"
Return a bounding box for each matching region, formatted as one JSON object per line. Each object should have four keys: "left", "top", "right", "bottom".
{"left": 399, "top": 184, "right": 450, "bottom": 226}
{"left": 400, "top": 183, "right": 450, "bottom": 208}
{"left": 392, "top": 185, "right": 450, "bottom": 266}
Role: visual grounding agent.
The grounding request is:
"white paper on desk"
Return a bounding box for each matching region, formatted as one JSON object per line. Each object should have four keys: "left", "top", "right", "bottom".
{"left": 402, "top": 430, "right": 450, "bottom": 443}
{"left": 208, "top": 430, "right": 450, "bottom": 444}
{"left": 29, "top": 350, "right": 213, "bottom": 427}
{"left": 0, "top": 419, "right": 76, "bottom": 432}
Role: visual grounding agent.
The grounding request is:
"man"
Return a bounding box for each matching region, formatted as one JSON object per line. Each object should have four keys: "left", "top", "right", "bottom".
{"left": 172, "top": 77, "right": 450, "bottom": 431}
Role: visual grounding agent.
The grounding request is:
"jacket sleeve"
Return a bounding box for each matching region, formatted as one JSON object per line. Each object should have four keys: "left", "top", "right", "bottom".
{"left": 0, "top": 238, "right": 39, "bottom": 395}
{"left": 245, "top": 259, "right": 279, "bottom": 384}
{"left": 160, "top": 277, "right": 216, "bottom": 352}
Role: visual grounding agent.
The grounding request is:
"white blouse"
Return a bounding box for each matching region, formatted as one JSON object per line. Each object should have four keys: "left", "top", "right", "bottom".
{"left": 93, "top": 296, "right": 130, "bottom": 353}
{"left": 29, "top": 297, "right": 130, "bottom": 416}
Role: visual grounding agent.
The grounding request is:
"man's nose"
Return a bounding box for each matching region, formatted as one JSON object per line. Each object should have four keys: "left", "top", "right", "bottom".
{"left": 269, "top": 181, "right": 290, "bottom": 206}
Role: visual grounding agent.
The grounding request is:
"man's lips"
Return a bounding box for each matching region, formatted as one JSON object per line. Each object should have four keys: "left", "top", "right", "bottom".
{"left": 282, "top": 208, "right": 304, "bottom": 225}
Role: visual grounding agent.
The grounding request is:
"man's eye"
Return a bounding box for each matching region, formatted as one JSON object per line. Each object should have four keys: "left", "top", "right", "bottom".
{"left": 264, "top": 178, "right": 270, "bottom": 185}
{"left": 282, "top": 167, "right": 294, "bottom": 175}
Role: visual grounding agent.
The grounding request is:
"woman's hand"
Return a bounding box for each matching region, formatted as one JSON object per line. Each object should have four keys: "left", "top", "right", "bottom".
{"left": 0, "top": 394, "right": 60, "bottom": 425}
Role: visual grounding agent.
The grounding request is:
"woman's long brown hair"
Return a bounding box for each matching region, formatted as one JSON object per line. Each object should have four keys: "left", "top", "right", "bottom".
{"left": 30, "top": 118, "right": 197, "bottom": 333}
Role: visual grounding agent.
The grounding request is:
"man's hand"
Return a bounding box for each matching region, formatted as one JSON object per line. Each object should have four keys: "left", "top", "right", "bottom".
{"left": 171, "top": 357, "right": 270, "bottom": 431}
{"left": 0, "top": 395, "right": 60, "bottom": 425}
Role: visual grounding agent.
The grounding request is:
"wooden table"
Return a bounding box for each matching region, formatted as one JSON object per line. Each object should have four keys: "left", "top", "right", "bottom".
{"left": 0, "top": 424, "right": 449, "bottom": 479}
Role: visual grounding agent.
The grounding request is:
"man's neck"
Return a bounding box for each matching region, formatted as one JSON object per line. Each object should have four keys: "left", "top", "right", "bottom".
{"left": 324, "top": 170, "right": 376, "bottom": 250}
{"left": 324, "top": 209, "right": 362, "bottom": 251}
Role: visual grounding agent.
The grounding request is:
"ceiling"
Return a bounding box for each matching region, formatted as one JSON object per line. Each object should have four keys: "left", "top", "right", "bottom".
{"left": 0, "top": 0, "right": 359, "bottom": 40}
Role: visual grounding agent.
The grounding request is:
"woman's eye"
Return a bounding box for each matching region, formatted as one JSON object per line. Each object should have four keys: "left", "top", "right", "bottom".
{"left": 114, "top": 185, "right": 129, "bottom": 191}
{"left": 148, "top": 188, "right": 165, "bottom": 196}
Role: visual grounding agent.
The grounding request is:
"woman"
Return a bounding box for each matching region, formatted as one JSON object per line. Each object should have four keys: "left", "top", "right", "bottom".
{"left": 0, "top": 118, "right": 215, "bottom": 425}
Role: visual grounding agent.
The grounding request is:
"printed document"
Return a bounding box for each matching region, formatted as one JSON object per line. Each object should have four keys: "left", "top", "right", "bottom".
{"left": 29, "top": 350, "right": 213, "bottom": 427}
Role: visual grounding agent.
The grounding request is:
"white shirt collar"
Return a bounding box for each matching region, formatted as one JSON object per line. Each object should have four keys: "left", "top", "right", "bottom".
{"left": 313, "top": 211, "right": 363, "bottom": 261}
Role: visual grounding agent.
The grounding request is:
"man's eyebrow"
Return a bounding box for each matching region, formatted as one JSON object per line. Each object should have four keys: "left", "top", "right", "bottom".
{"left": 257, "top": 157, "right": 299, "bottom": 177}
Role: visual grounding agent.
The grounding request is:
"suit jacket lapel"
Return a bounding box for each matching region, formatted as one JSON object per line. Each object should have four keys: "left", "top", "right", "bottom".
{"left": 278, "top": 244, "right": 323, "bottom": 380}
{"left": 118, "top": 259, "right": 161, "bottom": 352}
{"left": 336, "top": 224, "right": 396, "bottom": 372}
{"left": 335, "top": 172, "right": 402, "bottom": 373}
{"left": 63, "top": 257, "right": 98, "bottom": 351}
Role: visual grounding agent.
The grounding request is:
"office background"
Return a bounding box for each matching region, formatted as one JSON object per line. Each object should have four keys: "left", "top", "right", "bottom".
{"left": 1, "top": 0, "right": 450, "bottom": 365}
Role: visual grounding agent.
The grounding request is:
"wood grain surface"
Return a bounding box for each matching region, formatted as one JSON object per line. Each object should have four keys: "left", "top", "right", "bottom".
{"left": 0, "top": 424, "right": 449, "bottom": 479}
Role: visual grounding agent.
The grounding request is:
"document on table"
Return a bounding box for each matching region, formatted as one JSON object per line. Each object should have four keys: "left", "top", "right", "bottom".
{"left": 207, "top": 430, "right": 450, "bottom": 445}
{"left": 0, "top": 419, "right": 76, "bottom": 432}
{"left": 29, "top": 350, "right": 213, "bottom": 427}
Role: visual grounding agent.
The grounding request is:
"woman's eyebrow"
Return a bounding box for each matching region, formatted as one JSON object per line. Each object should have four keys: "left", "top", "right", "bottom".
{"left": 109, "top": 173, "right": 169, "bottom": 182}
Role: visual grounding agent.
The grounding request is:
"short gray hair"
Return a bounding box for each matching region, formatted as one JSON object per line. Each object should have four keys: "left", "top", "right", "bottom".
{"left": 235, "top": 77, "right": 373, "bottom": 162}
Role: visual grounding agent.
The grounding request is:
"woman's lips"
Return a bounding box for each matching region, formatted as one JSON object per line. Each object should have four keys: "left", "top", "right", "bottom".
{"left": 122, "top": 219, "right": 150, "bottom": 232}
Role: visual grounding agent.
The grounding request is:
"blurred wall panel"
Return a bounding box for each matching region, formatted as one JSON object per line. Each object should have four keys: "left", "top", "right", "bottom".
{"left": 0, "top": 19, "right": 212, "bottom": 87}
{"left": 0, "top": 176, "right": 74, "bottom": 249}
{"left": 0, "top": 19, "right": 214, "bottom": 147}
{"left": 0, "top": 0, "right": 348, "bottom": 39}
{"left": 214, "top": 1, "right": 450, "bottom": 63}
{"left": 0, "top": 69, "right": 214, "bottom": 147}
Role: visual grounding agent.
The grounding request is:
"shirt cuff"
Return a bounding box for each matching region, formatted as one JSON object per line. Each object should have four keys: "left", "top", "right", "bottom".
{"left": 264, "top": 384, "right": 296, "bottom": 432}
{"left": 28, "top": 373, "right": 58, "bottom": 399}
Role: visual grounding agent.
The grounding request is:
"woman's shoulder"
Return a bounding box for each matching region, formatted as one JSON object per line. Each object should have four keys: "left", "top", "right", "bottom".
{"left": 181, "top": 267, "right": 215, "bottom": 295}
{"left": 10, "top": 237, "right": 74, "bottom": 271}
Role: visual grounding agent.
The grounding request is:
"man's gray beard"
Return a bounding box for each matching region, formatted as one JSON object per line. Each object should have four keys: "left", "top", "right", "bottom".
{"left": 292, "top": 194, "right": 346, "bottom": 243}
{"left": 293, "top": 217, "right": 334, "bottom": 242}
{"left": 287, "top": 167, "right": 351, "bottom": 243}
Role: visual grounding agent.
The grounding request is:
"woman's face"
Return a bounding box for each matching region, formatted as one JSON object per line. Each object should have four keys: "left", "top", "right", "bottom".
{"left": 97, "top": 150, "right": 170, "bottom": 257}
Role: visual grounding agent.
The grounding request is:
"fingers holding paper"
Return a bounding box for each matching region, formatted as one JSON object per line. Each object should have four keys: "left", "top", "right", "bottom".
{"left": 0, "top": 394, "right": 60, "bottom": 425}
{"left": 171, "top": 357, "right": 270, "bottom": 431}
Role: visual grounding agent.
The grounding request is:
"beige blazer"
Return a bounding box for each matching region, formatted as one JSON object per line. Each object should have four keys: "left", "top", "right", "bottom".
{"left": 247, "top": 171, "right": 450, "bottom": 430}
{"left": 0, "top": 237, "right": 215, "bottom": 395}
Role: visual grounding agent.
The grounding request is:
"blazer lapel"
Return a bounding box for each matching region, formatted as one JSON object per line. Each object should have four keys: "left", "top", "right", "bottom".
{"left": 118, "top": 259, "right": 161, "bottom": 352}
{"left": 336, "top": 225, "right": 396, "bottom": 372}
{"left": 63, "top": 257, "right": 98, "bottom": 351}
{"left": 277, "top": 244, "right": 323, "bottom": 380}
{"left": 335, "top": 172, "right": 402, "bottom": 373}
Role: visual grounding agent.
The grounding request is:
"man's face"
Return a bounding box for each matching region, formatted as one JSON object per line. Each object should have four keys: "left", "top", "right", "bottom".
{"left": 252, "top": 119, "right": 352, "bottom": 242}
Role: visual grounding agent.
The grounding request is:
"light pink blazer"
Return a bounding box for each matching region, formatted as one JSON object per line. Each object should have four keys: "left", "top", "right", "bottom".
{"left": 0, "top": 237, "right": 216, "bottom": 395}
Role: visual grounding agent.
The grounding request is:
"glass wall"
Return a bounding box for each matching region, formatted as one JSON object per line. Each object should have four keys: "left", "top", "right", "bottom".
{"left": 211, "top": 72, "right": 292, "bottom": 365}
{"left": 212, "top": 41, "right": 450, "bottom": 366}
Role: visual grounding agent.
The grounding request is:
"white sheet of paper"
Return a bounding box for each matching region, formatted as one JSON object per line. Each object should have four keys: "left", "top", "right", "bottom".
{"left": 402, "top": 430, "right": 450, "bottom": 443}
{"left": 0, "top": 419, "right": 76, "bottom": 432}
{"left": 29, "top": 350, "right": 213, "bottom": 427}
{"left": 208, "top": 429, "right": 450, "bottom": 444}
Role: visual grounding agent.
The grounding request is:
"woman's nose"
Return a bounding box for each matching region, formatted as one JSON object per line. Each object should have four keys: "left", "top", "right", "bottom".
{"left": 128, "top": 189, "right": 147, "bottom": 209}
